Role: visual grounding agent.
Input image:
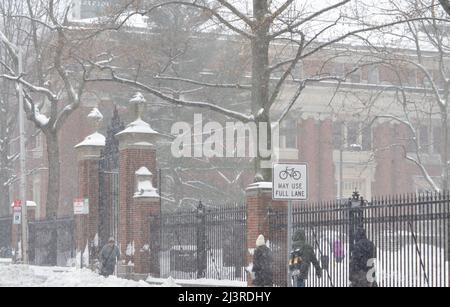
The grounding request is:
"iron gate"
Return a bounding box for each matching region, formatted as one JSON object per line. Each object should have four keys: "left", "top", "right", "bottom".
{"left": 28, "top": 218, "right": 75, "bottom": 266}
{"left": 0, "top": 216, "right": 12, "bottom": 258}
{"left": 269, "top": 192, "right": 450, "bottom": 287}
{"left": 98, "top": 107, "right": 123, "bottom": 248}
{"left": 158, "top": 202, "right": 247, "bottom": 281}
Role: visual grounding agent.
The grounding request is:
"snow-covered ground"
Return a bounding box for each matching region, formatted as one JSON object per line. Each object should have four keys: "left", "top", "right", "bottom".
{"left": 0, "top": 263, "right": 151, "bottom": 287}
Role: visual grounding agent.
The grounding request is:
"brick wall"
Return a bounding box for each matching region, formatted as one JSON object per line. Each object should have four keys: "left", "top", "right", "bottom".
{"left": 131, "top": 198, "right": 160, "bottom": 275}
{"left": 246, "top": 185, "right": 287, "bottom": 286}
{"left": 118, "top": 147, "right": 157, "bottom": 256}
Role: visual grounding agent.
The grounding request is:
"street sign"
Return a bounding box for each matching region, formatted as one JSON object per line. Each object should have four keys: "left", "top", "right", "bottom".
{"left": 13, "top": 211, "right": 21, "bottom": 225}
{"left": 273, "top": 163, "right": 308, "bottom": 201}
{"left": 74, "top": 198, "right": 89, "bottom": 215}
{"left": 13, "top": 200, "right": 22, "bottom": 208}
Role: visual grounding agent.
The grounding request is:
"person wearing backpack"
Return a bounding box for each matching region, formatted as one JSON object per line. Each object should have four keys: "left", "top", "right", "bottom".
{"left": 99, "top": 237, "right": 121, "bottom": 277}
{"left": 349, "top": 228, "right": 376, "bottom": 287}
{"left": 289, "top": 230, "right": 322, "bottom": 287}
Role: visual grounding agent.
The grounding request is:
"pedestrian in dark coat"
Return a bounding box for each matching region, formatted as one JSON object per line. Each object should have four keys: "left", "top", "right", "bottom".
{"left": 289, "top": 230, "right": 322, "bottom": 287}
{"left": 349, "top": 228, "right": 376, "bottom": 287}
{"left": 99, "top": 237, "right": 121, "bottom": 277}
{"left": 252, "top": 235, "right": 273, "bottom": 287}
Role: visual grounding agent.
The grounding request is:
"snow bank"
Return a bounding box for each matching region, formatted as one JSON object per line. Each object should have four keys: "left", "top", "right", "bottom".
{"left": 147, "top": 276, "right": 246, "bottom": 287}
{"left": 0, "top": 265, "right": 151, "bottom": 287}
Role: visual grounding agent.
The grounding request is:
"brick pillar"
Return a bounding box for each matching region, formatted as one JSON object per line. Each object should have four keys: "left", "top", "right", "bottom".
{"left": 131, "top": 167, "right": 160, "bottom": 275}
{"left": 246, "top": 182, "right": 287, "bottom": 287}
{"left": 374, "top": 124, "right": 394, "bottom": 195}
{"left": 116, "top": 118, "right": 160, "bottom": 265}
{"left": 319, "top": 119, "right": 335, "bottom": 202}
{"left": 74, "top": 133, "right": 105, "bottom": 258}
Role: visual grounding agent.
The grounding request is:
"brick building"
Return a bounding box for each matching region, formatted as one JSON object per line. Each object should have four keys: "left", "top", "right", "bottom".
{"left": 5, "top": 3, "right": 448, "bottom": 219}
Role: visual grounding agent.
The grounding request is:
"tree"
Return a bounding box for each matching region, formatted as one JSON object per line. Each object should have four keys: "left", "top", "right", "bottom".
{"left": 351, "top": 0, "right": 450, "bottom": 192}
{"left": 0, "top": 0, "right": 104, "bottom": 218}
{"left": 87, "top": 0, "right": 438, "bottom": 182}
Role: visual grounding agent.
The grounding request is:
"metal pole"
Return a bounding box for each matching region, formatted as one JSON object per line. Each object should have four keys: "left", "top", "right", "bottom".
{"left": 18, "top": 48, "right": 28, "bottom": 264}
{"left": 287, "top": 200, "right": 293, "bottom": 287}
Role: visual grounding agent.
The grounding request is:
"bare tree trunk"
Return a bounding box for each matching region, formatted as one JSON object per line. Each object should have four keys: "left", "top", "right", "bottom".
{"left": 252, "top": 0, "right": 272, "bottom": 182}
{"left": 0, "top": 167, "right": 10, "bottom": 216}
{"left": 45, "top": 130, "right": 60, "bottom": 219}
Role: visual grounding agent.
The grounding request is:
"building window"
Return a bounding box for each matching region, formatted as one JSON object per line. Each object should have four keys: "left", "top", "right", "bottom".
{"left": 419, "top": 125, "right": 430, "bottom": 153}
{"left": 350, "top": 70, "right": 361, "bottom": 83}
{"left": 347, "top": 122, "right": 359, "bottom": 147}
{"left": 280, "top": 119, "right": 298, "bottom": 149}
{"left": 333, "top": 121, "right": 343, "bottom": 149}
{"left": 334, "top": 122, "right": 372, "bottom": 151}
{"left": 433, "top": 126, "right": 442, "bottom": 154}
{"left": 362, "top": 126, "right": 373, "bottom": 151}
{"left": 367, "top": 66, "right": 379, "bottom": 85}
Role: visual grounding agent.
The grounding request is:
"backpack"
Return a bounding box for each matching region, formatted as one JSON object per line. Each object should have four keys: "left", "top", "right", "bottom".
{"left": 289, "top": 249, "right": 304, "bottom": 272}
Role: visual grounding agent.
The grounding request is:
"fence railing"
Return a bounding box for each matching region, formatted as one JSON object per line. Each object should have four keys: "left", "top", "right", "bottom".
{"left": 0, "top": 216, "right": 12, "bottom": 258}
{"left": 158, "top": 202, "right": 247, "bottom": 282}
{"left": 28, "top": 218, "right": 75, "bottom": 266}
{"left": 269, "top": 192, "right": 450, "bottom": 287}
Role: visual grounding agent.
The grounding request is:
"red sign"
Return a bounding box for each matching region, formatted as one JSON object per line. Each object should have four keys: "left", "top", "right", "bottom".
{"left": 13, "top": 200, "right": 22, "bottom": 207}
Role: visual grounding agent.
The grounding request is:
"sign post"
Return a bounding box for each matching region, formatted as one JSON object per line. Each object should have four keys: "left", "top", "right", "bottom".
{"left": 74, "top": 198, "right": 89, "bottom": 215}
{"left": 273, "top": 163, "right": 308, "bottom": 287}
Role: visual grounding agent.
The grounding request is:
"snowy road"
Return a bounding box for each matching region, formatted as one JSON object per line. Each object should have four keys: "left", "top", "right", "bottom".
{"left": 0, "top": 261, "right": 151, "bottom": 287}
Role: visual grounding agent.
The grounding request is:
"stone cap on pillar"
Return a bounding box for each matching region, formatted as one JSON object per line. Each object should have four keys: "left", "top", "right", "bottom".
{"left": 245, "top": 182, "right": 273, "bottom": 196}
{"left": 74, "top": 132, "right": 106, "bottom": 161}
{"left": 116, "top": 118, "right": 160, "bottom": 150}
{"left": 134, "top": 167, "right": 160, "bottom": 200}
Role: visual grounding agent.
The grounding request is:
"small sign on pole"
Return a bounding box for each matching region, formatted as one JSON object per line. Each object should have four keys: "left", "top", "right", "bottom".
{"left": 272, "top": 163, "right": 308, "bottom": 287}
{"left": 13, "top": 200, "right": 22, "bottom": 225}
{"left": 74, "top": 198, "right": 89, "bottom": 215}
{"left": 272, "top": 163, "right": 308, "bottom": 201}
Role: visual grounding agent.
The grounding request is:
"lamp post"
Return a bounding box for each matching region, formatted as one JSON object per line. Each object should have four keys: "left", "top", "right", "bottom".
{"left": 349, "top": 190, "right": 366, "bottom": 257}
{"left": 18, "top": 48, "right": 28, "bottom": 264}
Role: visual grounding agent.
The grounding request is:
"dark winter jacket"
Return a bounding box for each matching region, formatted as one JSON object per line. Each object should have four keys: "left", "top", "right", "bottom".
{"left": 290, "top": 230, "right": 322, "bottom": 280}
{"left": 349, "top": 228, "right": 376, "bottom": 287}
{"left": 99, "top": 244, "right": 121, "bottom": 276}
{"left": 252, "top": 245, "right": 273, "bottom": 287}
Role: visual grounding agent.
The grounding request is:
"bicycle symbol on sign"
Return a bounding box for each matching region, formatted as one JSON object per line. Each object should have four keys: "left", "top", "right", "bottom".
{"left": 279, "top": 167, "right": 302, "bottom": 180}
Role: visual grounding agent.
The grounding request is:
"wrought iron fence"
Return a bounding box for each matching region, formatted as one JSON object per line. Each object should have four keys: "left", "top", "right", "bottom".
{"left": 158, "top": 202, "right": 247, "bottom": 282}
{"left": 269, "top": 192, "right": 450, "bottom": 287}
{"left": 0, "top": 216, "right": 12, "bottom": 258}
{"left": 28, "top": 218, "right": 75, "bottom": 266}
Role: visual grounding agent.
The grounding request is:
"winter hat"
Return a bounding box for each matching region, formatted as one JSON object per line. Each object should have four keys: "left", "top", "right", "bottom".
{"left": 256, "top": 234, "right": 265, "bottom": 247}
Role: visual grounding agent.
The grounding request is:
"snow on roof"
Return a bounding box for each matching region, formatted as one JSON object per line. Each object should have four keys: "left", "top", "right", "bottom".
{"left": 74, "top": 132, "right": 106, "bottom": 148}
{"left": 245, "top": 182, "right": 273, "bottom": 191}
{"left": 70, "top": 12, "right": 150, "bottom": 29}
{"left": 136, "top": 167, "right": 152, "bottom": 176}
{"left": 87, "top": 108, "right": 104, "bottom": 122}
{"left": 129, "top": 92, "right": 146, "bottom": 104}
{"left": 70, "top": 1, "right": 448, "bottom": 53}
{"left": 10, "top": 201, "right": 37, "bottom": 208}
{"left": 116, "top": 118, "right": 159, "bottom": 137}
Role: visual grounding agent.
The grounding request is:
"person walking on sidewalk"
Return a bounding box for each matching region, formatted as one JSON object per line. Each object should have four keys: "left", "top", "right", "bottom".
{"left": 99, "top": 237, "right": 121, "bottom": 277}
{"left": 252, "top": 235, "right": 273, "bottom": 287}
{"left": 289, "top": 230, "right": 322, "bottom": 287}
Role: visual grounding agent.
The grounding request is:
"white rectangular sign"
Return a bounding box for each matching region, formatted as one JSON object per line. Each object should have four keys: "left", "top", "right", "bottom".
{"left": 13, "top": 212, "right": 21, "bottom": 225}
{"left": 273, "top": 163, "right": 308, "bottom": 200}
{"left": 74, "top": 199, "right": 89, "bottom": 215}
